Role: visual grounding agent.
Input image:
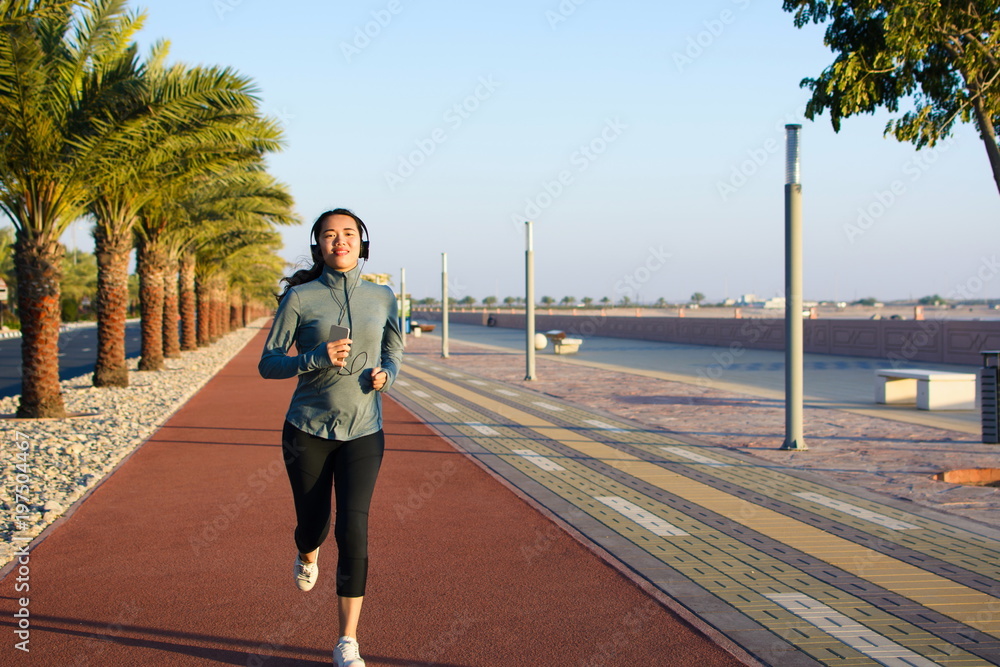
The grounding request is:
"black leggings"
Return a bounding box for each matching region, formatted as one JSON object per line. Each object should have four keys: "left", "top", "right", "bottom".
{"left": 282, "top": 422, "right": 385, "bottom": 597}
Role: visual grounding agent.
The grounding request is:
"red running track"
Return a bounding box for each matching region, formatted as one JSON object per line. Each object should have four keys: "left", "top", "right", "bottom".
{"left": 0, "top": 326, "right": 744, "bottom": 666}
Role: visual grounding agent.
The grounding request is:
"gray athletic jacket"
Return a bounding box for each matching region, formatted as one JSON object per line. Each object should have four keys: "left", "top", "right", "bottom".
{"left": 258, "top": 263, "right": 404, "bottom": 440}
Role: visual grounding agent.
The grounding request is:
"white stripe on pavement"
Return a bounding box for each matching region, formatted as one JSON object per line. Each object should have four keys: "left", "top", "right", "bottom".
{"left": 594, "top": 495, "right": 687, "bottom": 537}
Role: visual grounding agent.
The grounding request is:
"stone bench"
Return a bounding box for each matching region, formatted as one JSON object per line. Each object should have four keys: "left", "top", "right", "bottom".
{"left": 874, "top": 368, "right": 977, "bottom": 410}
{"left": 410, "top": 322, "right": 434, "bottom": 337}
{"left": 544, "top": 330, "right": 583, "bottom": 355}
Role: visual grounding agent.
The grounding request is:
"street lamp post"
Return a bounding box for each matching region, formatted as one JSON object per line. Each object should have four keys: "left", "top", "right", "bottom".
{"left": 441, "top": 253, "right": 449, "bottom": 358}
{"left": 782, "top": 124, "right": 807, "bottom": 451}
{"left": 525, "top": 221, "right": 536, "bottom": 381}
{"left": 400, "top": 267, "right": 407, "bottom": 349}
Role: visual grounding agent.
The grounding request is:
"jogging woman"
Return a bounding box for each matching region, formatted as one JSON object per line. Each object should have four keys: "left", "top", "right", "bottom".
{"left": 258, "top": 209, "right": 403, "bottom": 667}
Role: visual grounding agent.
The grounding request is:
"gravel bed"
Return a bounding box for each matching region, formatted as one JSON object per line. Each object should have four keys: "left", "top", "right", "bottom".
{"left": 0, "top": 321, "right": 266, "bottom": 569}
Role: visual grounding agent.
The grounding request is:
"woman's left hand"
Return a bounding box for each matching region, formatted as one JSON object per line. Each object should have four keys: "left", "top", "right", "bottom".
{"left": 371, "top": 366, "right": 388, "bottom": 391}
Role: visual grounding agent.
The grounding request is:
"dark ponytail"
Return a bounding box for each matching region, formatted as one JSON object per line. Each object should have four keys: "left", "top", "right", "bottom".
{"left": 275, "top": 208, "right": 367, "bottom": 303}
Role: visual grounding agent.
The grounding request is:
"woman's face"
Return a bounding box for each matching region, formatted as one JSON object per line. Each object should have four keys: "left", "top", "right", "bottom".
{"left": 318, "top": 214, "right": 362, "bottom": 271}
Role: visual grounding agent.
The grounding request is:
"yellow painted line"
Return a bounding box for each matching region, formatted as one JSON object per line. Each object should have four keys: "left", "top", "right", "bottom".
{"left": 403, "top": 366, "right": 1000, "bottom": 636}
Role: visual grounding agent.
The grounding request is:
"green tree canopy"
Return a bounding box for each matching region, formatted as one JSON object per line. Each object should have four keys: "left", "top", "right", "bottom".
{"left": 918, "top": 294, "right": 947, "bottom": 305}
{"left": 784, "top": 0, "right": 1000, "bottom": 194}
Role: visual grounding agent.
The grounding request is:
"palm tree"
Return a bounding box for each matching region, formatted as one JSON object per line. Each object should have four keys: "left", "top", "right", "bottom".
{"left": 194, "top": 226, "right": 284, "bottom": 344}
{"left": 0, "top": 0, "right": 145, "bottom": 417}
{"left": 168, "top": 167, "right": 295, "bottom": 351}
{"left": 226, "top": 240, "right": 285, "bottom": 326}
{"left": 89, "top": 57, "right": 284, "bottom": 381}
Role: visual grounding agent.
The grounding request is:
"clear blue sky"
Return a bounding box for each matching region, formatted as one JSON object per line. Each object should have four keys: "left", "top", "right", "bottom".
{"left": 64, "top": 0, "right": 999, "bottom": 304}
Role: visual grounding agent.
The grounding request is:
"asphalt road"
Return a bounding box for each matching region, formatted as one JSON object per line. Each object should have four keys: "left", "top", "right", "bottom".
{"left": 0, "top": 321, "right": 143, "bottom": 398}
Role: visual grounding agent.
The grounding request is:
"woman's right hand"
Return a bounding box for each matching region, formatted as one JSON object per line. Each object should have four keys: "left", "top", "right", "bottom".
{"left": 326, "top": 338, "right": 352, "bottom": 368}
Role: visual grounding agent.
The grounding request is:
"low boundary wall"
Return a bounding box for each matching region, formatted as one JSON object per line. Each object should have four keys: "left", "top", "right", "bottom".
{"left": 412, "top": 310, "right": 1000, "bottom": 367}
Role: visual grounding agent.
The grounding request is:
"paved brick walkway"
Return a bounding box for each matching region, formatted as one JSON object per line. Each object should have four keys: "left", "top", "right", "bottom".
{"left": 405, "top": 330, "right": 999, "bottom": 527}
{"left": 394, "top": 333, "right": 1000, "bottom": 665}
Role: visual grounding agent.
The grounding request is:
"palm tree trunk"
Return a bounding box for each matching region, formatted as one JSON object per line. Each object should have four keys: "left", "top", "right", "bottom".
{"left": 162, "top": 255, "right": 181, "bottom": 358}
{"left": 179, "top": 252, "right": 198, "bottom": 351}
{"left": 14, "top": 235, "right": 67, "bottom": 418}
{"left": 196, "top": 276, "right": 211, "bottom": 347}
{"left": 93, "top": 226, "right": 131, "bottom": 387}
{"left": 230, "top": 291, "right": 242, "bottom": 329}
{"left": 211, "top": 278, "right": 225, "bottom": 341}
{"left": 137, "top": 239, "right": 167, "bottom": 371}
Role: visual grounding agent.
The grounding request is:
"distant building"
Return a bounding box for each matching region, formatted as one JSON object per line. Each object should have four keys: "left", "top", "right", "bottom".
{"left": 361, "top": 273, "right": 391, "bottom": 286}
{"left": 736, "top": 294, "right": 759, "bottom": 306}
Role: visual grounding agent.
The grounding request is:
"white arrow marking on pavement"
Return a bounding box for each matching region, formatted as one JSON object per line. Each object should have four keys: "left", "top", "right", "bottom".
{"left": 594, "top": 496, "right": 687, "bottom": 537}
{"left": 585, "top": 419, "right": 626, "bottom": 433}
{"left": 792, "top": 492, "right": 919, "bottom": 530}
{"left": 465, "top": 422, "right": 500, "bottom": 436}
{"left": 512, "top": 448, "right": 566, "bottom": 472}
{"left": 659, "top": 446, "right": 728, "bottom": 467}
{"left": 766, "top": 593, "right": 939, "bottom": 665}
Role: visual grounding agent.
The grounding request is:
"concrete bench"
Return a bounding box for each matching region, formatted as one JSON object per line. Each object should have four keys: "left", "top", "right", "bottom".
{"left": 409, "top": 322, "right": 434, "bottom": 337}
{"left": 874, "top": 368, "right": 977, "bottom": 410}
{"left": 544, "top": 330, "right": 583, "bottom": 355}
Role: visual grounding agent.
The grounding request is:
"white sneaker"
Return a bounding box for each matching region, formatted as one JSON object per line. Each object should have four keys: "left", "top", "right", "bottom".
{"left": 293, "top": 553, "right": 318, "bottom": 591}
{"left": 333, "top": 635, "right": 365, "bottom": 667}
